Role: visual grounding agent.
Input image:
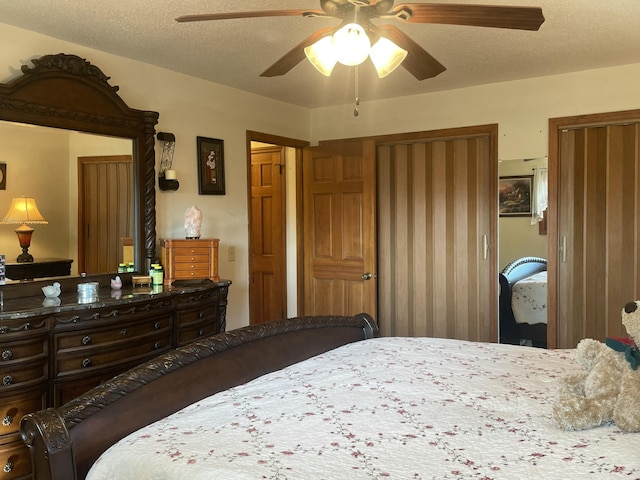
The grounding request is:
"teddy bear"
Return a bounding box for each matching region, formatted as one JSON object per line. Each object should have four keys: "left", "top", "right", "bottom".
{"left": 552, "top": 300, "right": 640, "bottom": 432}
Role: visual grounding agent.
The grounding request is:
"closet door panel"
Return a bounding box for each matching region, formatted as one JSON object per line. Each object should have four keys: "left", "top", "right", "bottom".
{"left": 557, "top": 122, "right": 640, "bottom": 348}
{"left": 377, "top": 133, "right": 495, "bottom": 341}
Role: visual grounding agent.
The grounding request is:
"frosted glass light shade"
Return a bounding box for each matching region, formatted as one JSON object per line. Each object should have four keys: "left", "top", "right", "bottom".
{"left": 332, "top": 23, "right": 371, "bottom": 66}
{"left": 304, "top": 36, "right": 337, "bottom": 76}
{"left": 370, "top": 37, "right": 408, "bottom": 78}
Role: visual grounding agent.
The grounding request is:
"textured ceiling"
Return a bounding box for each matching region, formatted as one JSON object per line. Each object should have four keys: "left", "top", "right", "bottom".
{"left": 1, "top": 0, "right": 640, "bottom": 108}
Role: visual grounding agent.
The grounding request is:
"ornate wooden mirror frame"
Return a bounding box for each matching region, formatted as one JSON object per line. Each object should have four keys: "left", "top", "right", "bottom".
{"left": 0, "top": 53, "right": 159, "bottom": 273}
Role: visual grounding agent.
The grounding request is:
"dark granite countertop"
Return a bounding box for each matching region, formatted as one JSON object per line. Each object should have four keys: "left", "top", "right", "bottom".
{"left": 0, "top": 278, "right": 231, "bottom": 322}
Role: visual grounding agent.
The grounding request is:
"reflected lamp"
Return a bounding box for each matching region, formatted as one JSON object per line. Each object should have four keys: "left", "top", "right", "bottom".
{"left": 1, "top": 196, "right": 48, "bottom": 262}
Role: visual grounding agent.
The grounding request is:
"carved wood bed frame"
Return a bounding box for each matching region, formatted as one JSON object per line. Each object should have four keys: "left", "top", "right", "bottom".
{"left": 20, "top": 314, "right": 378, "bottom": 480}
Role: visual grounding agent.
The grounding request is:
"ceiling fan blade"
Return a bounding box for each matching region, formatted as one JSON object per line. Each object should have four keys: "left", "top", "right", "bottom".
{"left": 391, "top": 3, "right": 544, "bottom": 31}
{"left": 176, "top": 9, "right": 325, "bottom": 23}
{"left": 376, "top": 24, "right": 446, "bottom": 80}
{"left": 260, "top": 27, "right": 339, "bottom": 78}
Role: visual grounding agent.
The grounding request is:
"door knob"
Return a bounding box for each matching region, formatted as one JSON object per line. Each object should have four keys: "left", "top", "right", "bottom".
{"left": 361, "top": 272, "right": 372, "bottom": 280}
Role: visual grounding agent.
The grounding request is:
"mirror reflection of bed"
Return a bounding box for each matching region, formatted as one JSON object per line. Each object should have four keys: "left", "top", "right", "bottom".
{"left": 499, "top": 256, "right": 547, "bottom": 348}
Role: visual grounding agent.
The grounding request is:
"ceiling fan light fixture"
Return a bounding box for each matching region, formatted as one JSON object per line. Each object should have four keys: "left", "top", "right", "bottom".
{"left": 369, "top": 37, "right": 408, "bottom": 78}
{"left": 332, "top": 23, "right": 371, "bottom": 66}
{"left": 304, "top": 36, "right": 337, "bottom": 76}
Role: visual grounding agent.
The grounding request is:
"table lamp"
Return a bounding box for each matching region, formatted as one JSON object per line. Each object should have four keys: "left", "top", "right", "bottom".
{"left": 1, "top": 196, "right": 48, "bottom": 262}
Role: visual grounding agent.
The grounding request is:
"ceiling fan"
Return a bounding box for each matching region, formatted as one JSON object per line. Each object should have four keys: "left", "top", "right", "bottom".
{"left": 176, "top": 1, "right": 544, "bottom": 80}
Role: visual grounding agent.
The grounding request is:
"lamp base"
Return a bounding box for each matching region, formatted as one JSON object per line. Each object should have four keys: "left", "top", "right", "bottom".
{"left": 16, "top": 248, "right": 34, "bottom": 263}
{"left": 14, "top": 224, "right": 35, "bottom": 262}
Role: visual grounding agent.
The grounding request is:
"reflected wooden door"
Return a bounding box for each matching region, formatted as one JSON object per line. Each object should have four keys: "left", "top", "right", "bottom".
{"left": 78, "top": 155, "right": 132, "bottom": 274}
{"left": 249, "top": 146, "right": 286, "bottom": 323}
{"left": 302, "top": 139, "right": 377, "bottom": 318}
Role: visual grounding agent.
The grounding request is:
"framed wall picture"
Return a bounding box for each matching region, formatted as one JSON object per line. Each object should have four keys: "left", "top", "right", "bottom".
{"left": 197, "top": 136, "right": 225, "bottom": 195}
{"left": 0, "top": 163, "right": 6, "bottom": 190}
{"left": 499, "top": 175, "right": 533, "bottom": 217}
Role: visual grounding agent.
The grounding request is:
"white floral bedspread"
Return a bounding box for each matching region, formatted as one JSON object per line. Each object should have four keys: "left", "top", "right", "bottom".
{"left": 87, "top": 337, "right": 640, "bottom": 480}
{"left": 512, "top": 271, "right": 547, "bottom": 324}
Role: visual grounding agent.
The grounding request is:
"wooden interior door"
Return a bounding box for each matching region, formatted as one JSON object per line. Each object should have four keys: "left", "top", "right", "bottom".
{"left": 376, "top": 128, "right": 497, "bottom": 340}
{"left": 550, "top": 111, "right": 640, "bottom": 348}
{"left": 249, "top": 146, "right": 287, "bottom": 323}
{"left": 303, "top": 139, "right": 377, "bottom": 318}
{"left": 78, "top": 155, "right": 132, "bottom": 274}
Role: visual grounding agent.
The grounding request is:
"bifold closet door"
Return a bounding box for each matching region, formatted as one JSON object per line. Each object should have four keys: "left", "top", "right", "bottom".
{"left": 377, "top": 136, "right": 495, "bottom": 340}
{"left": 556, "top": 123, "right": 640, "bottom": 348}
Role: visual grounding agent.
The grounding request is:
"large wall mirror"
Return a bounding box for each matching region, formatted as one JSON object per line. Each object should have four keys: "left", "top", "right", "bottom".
{"left": 0, "top": 53, "right": 159, "bottom": 278}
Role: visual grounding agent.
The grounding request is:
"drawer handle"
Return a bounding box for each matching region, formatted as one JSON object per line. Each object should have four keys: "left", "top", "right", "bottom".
{"left": 82, "top": 358, "right": 92, "bottom": 368}
{"left": 198, "top": 311, "right": 205, "bottom": 319}
{"left": 2, "top": 375, "right": 12, "bottom": 386}
{"left": 153, "top": 321, "right": 161, "bottom": 330}
{"left": 82, "top": 335, "right": 92, "bottom": 345}
{"left": 1, "top": 350, "right": 12, "bottom": 361}
{"left": 3, "top": 461, "right": 13, "bottom": 473}
{"left": 120, "top": 328, "right": 128, "bottom": 336}
{"left": 198, "top": 329, "right": 204, "bottom": 336}
{"left": 2, "top": 415, "right": 12, "bottom": 426}
{"left": 153, "top": 342, "right": 161, "bottom": 350}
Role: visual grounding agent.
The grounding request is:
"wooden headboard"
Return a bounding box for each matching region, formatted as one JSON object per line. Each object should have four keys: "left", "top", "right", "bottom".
{"left": 20, "top": 314, "right": 378, "bottom": 480}
{"left": 498, "top": 256, "right": 547, "bottom": 346}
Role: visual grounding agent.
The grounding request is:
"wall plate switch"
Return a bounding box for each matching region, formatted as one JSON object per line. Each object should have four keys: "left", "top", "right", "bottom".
{"left": 228, "top": 246, "right": 236, "bottom": 262}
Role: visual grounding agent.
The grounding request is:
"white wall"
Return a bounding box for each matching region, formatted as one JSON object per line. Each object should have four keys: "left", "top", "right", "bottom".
{"left": 310, "top": 63, "right": 640, "bottom": 156}
{"left": 0, "top": 22, "right": 311, "bottom": 331}
{"left": 4, "top": 20, "right": 640, "bottom": 330}
{"left": 0, "top": 123, "right": 69, "bottom": 264}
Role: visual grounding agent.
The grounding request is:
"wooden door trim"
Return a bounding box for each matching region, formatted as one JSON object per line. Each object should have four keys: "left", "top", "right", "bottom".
{"left": 548, "top": 108, "right": 640, "bottom": 349}
{"left": 320, "top": 124, "right": 499, "bottom": 146}
{"left": 246, "top": 131, "right": 309, "bottom": 321}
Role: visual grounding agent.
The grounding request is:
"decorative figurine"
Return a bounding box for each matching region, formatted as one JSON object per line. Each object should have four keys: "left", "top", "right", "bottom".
{"left": 41, "top": 281, "right": 61, "bottom": 298}
{"left": 185, "top": 205, "right": 202, "bottom": 239}
{"left": 110, "top": 275, "right": 122, "bottom": 290}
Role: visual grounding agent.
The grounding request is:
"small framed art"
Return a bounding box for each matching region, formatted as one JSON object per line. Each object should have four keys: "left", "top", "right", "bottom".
{"left": 499, "top": 175, "right": 532, "bottom": 217}
{"left": 197, "top": 136, "right": 225, "bottom": 195}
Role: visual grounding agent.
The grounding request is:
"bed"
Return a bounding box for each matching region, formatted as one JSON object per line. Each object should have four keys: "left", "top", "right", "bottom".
{"left": 21, "top": 313, "right": 640, "bottom": 480}
{"left": 499, "top": 256, "right": 548, "bottom": 348}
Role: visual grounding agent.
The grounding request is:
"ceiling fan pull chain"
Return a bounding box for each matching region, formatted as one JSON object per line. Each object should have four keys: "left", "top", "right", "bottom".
{"left": 354, "top": 65, "right": 360, "bottom": 117}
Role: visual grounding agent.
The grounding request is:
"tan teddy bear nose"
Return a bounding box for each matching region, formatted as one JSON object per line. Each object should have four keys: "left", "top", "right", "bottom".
{"left": 624, "top": 301, "right": 638, "bottom": 314}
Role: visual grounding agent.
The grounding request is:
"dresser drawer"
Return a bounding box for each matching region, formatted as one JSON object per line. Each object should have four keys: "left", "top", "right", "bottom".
{"left": 0, "top": 361, "right": 47, "bottom": 393}
{"left": 54, "top": 331, "right": 172, "bottom": 378}
{"left": 54, "top": 317, "right": 171, "bottom": 353}
{"left": 0, "top": 391, "right": 46, "bottom": 437}
{"left": 0, "top": 335, "right": 47, "bottom": 365}
{"left": 0, "top": 436, "right": 30, "bottom": 479}
{"left": 174, "top": 252, "right": 210, "bottom": 263}
{"left": 173, "top": 267, "right": 211, "bottom": 279}
{"left": 177, "top": 321, "right": 220, "bottom": 346}
{"left": 175, "top": 304, "right": 218, "bottom": 328}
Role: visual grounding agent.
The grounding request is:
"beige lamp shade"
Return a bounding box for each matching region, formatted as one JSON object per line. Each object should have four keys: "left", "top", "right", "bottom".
{"left": 1, "top": 197, "right": 48, "bottom": 224}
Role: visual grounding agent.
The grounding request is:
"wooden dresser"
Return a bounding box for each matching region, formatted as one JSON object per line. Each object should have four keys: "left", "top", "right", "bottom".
{"left": 161, "top": 238, "right": 220, "bottom": 285}
{"left": 0, "top": 274, "right": 230, "bottom": 479}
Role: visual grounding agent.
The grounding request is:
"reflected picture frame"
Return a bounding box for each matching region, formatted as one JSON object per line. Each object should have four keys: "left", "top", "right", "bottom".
{"left": 197, "top": 136, "right": 225, "bottom": 195}
{"left": 499, "top": 175, "right": 533, "bottom": 217}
